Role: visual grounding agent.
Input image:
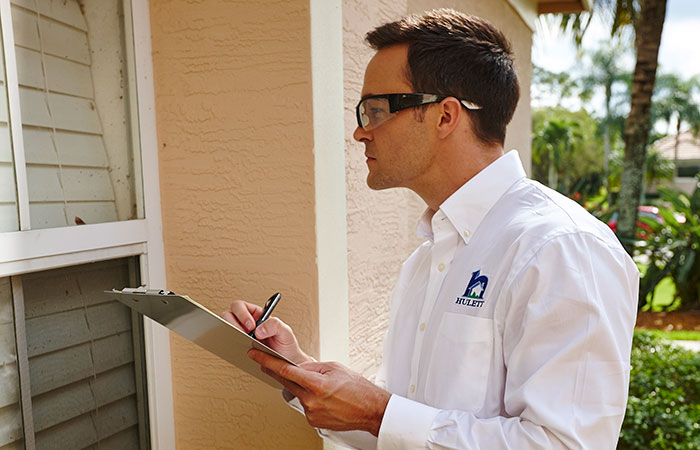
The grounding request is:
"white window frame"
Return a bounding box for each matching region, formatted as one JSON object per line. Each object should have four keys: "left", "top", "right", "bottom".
{"left": 0, "top": 0, "right": 175, "bottom": 447}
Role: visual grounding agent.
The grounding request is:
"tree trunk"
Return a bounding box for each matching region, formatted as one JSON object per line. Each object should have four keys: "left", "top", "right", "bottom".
{"left": 674, "top": 117, "right": 681, "bottom": 176}
{"left": 617, "top": 0, "right": 668, "bottom": 255}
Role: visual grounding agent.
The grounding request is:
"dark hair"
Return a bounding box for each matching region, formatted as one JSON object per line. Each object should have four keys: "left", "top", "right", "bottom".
{"left": 365, "top": 9, "right": 519, "bottom": 146}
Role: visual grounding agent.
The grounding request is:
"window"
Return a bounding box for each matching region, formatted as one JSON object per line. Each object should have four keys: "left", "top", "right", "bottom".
{"left": 0, "top": 0, "right": 174, "bottom": 447}
{"left": 4, "top": 258, "right": 150, "bottom": 449}
{"left": 677, "top": 164, "right": 699, "bottom": 178}
{"left": 3, "top": 0, "right": 143, "bottom": 230}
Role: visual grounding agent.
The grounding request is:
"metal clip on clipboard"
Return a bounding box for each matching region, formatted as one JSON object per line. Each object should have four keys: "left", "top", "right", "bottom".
{"left": 104, "top": 288, "right": 296, "bottom": 389}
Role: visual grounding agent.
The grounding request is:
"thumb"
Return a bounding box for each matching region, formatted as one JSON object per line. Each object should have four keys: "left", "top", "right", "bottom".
{"left": 255, "top": 317, "right": 286, "bottom": 340}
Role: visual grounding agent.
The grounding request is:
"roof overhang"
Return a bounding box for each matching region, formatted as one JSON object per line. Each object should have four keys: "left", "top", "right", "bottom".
{"left": 537, "top": 0, "right": 591, "bottom": 14}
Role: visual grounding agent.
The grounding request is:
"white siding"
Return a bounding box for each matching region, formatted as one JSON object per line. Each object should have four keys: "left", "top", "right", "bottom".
{"left": 11, "top": 0, "right": 129, "bottom": 229}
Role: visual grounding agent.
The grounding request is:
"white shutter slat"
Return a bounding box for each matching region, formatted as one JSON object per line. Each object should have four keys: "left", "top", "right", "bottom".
{"left": 62, "top": 167, "right": 115, "bottom": 201}
{"left": 23, "top": 128, "right": 57, "bottom": 165}
{"left": 0, "top": 275, "right": 22, "bottom": 447}
{"left": 48, "top": 93, "right": 101, "bottom": 134}
{"left": 11, "top": 6, "right": 40, "bottom": 51}
{"left": 27, "top": 203, "right": 66, "bottom": 229}
{"left": 28, "top": 332, "right": 134, "bottom": 396}
{"left": 34, "top": 396, "right": 138, "bottom": 450}
{"left": 0, "top": 404, "right": 23, "bottom": 447}
{"left": 32, "top": 364, "right": 137, "bottom": 433}
{"left": 0, "top": 322, "right": 18, "bottom": 366}
{"left": 10, "top": 0, "right": 36, "bottom": 11}
{"left": 37, "top": 0, "right": 87, "bottom": 31}
{"left": 23, "top": 259, "right": 129, "bottom": 319}
{"left": 55, "top": 131, "right": 107, "bottom": 167}
{"left": 20, "top": 90, "right": 102, "bottom": 134}
{"left": 0, "top": 204, "right": 19, "bottom": 232}
{"left": 26, "top": 165, "right": 62, "bottom": 202}
{"left": 0, "top": 362, "right": 19, "bottom": 409}
{"left": 0, "top": 87, "right": 8, "bottom": 123}
{"left": 0, "top": 278, "right": 12, "bottom": 321}
{"left": 18, "top": 87, "right": 51, "bottom": 128}
{"left": 45, "top": 55, "right": 93, "bottom": 98}
{"left": 15, "top": 47, "right": 43, "bottom": 90}
{"left": 0, "top": 163, "right": 16, "bottom": 203}
{"left": 0, "top": 166, "right": 18, "bottom": 203}
{"left": 39, "top": 17, "right": 89, "bottom": 65}
{"left": 0, "top": 125, "right": 11, "bottom": 163}
{"left": 86, "top": 426, "right": 140, "bottom": 450}
{"left": 67, "top": 202, "right": 118, "bottom": 225}
{"left": 26, "top": 301, "right": 131, "bottom": 358}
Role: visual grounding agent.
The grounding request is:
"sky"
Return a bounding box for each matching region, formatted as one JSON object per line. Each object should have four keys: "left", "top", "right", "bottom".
{"left": 532, "top": 0, "right": 700, "bottom": 119}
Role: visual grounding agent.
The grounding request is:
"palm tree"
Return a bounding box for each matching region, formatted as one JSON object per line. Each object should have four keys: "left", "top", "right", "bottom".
{"left": 653, "top": 73, "right": 700, "bottom": 174}
{"left": 533, "top": 118, "right": 582, "bottom": 190}
{"left": 579, "top": 43, "right": 631, "bottom": 195}
{"left": 553, "top": 0, "right": 668, "bottom": 253}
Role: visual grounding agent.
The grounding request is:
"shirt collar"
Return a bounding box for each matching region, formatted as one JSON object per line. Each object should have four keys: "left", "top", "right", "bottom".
{"left": 417, "top": 150, "right": 527, "bottom": 244}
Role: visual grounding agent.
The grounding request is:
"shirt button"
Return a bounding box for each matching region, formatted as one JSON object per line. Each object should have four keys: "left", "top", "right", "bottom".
{"left": 410, "top": 384, "right": 416, "bottom": 393}
{"left": 463, "top": 230, "right": 470, "bottom": 238}
{"left": 419, "top": 323, "right": 426, "bottom": 331}
{"left": 437, "top": 263, "right": 445, "bottom": 272}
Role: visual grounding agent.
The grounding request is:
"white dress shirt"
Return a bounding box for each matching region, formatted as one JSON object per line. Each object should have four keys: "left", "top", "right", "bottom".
{"left": 309, "top": 150, "right": 639, "bottom": 449}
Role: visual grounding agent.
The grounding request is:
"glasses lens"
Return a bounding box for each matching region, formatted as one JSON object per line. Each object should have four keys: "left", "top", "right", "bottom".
{"left": 359, "top": 97, "right": 392, "bottom": 130}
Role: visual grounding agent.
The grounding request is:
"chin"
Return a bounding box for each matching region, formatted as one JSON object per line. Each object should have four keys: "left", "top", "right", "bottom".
{"left": 366, "top": 174, "right": 395, "bottom": 191}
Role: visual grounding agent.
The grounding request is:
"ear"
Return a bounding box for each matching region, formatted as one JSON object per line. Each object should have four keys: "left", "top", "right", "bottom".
{"left": 435, "top": 97, "right": 463, "bottom": 139}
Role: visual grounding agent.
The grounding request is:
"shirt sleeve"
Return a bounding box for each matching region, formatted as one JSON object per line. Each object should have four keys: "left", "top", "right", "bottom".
{"left": 376, "top": 232, "right": 639, "bottom": 450}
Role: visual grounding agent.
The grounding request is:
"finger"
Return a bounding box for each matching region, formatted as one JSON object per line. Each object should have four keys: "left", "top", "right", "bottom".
{"left": 298, "top": 361, "right": 332, "bottom": 373}
{"left": 260, "top": 366, "right": 307, "bottom": 399}
{"left": 255, "top": 317, "right": 289, "bottom": 340}
{"left": 248, "top": 349, "right": 321, "bottom": 388}
{"left": 220, "top": 311, "right": 246, "bottom": 331}
{"left": 229, "top": 301, "right": 263, "bottom": 331}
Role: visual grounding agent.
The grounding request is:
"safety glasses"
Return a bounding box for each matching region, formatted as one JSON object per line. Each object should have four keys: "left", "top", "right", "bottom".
{"left": 355, "top": 93, "right": 482, "bottom": 131}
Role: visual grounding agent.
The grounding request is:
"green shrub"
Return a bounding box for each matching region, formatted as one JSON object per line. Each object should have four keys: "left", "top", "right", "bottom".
{"left": 619, "top": 331, "right": 700, "bottom": 449}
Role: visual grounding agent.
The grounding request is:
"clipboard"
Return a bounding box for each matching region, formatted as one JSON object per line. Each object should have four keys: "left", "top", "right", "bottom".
{"left": 103, "top": 288, "right": 296, "bottom": 389}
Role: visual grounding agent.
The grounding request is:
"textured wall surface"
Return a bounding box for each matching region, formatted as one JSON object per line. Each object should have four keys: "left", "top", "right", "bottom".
{"left": 342, "top": 0, "right": 426, "bottom": 378}
{"left": 149, "top": 1, "right": 321, "bottom": 448}
{"left": 343, "top": 0, "right": 533, "bottom": 377}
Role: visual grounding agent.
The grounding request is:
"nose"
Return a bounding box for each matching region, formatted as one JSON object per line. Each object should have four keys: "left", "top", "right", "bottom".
{"left": 353, "top": 126, "right": 372, "bottom": 143}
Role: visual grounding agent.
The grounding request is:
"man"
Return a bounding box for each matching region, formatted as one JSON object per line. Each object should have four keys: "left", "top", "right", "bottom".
{"left": 223, "top": 9, "right": 638, "bottom": 449}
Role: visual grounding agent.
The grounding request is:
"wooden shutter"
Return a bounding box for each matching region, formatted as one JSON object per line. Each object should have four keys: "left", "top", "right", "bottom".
{"left": 0, "top": 278, "right": 24, "bottom": 449}
{"left": 11, "top": 0, "right": 120, "bottom": 228}
{"left": 19, "top": 259, "right": 147, "bottom": 449}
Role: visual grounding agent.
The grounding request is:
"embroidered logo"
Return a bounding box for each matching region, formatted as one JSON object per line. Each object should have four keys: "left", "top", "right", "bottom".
{"left": 455, "top": 270, "right": 488, "bottom": 307}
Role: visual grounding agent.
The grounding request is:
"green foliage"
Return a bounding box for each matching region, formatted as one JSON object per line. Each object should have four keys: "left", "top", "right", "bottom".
{"left": 643, "top": 329, "right": 700, "bottom": 342}
{"left": 532, "top": 107, "right": 604, "bottom": 196}
{"left": 638, "top": 177, "right": 700, "bottom": 311}
{"left": 619, "top": 331, "right": 700, "bottom": 449}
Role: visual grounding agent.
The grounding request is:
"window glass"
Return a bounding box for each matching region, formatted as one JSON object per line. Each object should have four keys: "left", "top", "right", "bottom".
{"left": 20, "top": 258, "right": 149, "bottom": 448}
{"left": 12, "top": 0, "right": 143, "bottom": 229}
{"left": 0, "top": 277, "right": 24, "bottom": 448}
{"left": 0, "top": 23, "right": 20, "bottom": 232}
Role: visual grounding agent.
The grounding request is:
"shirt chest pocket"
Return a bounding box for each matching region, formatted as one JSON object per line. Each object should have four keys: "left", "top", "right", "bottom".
{"left": 423, "top": 313, "right": 494, "bottom": 412}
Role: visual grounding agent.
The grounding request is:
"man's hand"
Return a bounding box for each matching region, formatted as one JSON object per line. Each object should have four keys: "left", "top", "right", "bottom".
{"left": 221, "top": 300, "right": 313, "bottom": 364}
{"left": 248, "top": 349, "right": 391, "bottom": 436}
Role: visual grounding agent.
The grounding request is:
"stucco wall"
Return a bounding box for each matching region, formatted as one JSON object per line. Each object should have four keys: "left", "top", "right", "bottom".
{"left": 150, "top": 1, "right": 321, "bottom": 449}
{"left": 343, "top": 0, "right": 533, "bottom": 376}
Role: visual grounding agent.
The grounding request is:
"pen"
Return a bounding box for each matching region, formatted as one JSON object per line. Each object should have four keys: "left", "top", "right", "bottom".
{"left": 248, "top": 292, "right": 282, "bottom": 338}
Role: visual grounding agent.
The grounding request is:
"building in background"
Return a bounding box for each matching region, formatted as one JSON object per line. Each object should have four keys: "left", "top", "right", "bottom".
{"left": 653, "top": 131, "right": 700, "bottom": 194}
{"left": 0, "top": 0, "right": 587, "bottom": 448}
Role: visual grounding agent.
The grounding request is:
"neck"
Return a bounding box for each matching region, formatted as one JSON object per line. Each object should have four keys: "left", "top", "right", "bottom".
{"left": 414, "top": 145, "right": 504, "bottom": 211}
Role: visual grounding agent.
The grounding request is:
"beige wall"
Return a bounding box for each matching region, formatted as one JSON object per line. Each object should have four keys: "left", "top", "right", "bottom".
{"left": 150, "top": 1, "right": 321, "bottom": 448}
{"left": 343, "top": 0, "right": 533, "bottom": 376}
{"left": 149, "top": 0, "right": 534, "bottom": 447}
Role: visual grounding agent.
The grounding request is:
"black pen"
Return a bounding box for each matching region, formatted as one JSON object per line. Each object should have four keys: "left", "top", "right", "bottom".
{"left": 248, "top": 292, "right": 282, "bottom": 338}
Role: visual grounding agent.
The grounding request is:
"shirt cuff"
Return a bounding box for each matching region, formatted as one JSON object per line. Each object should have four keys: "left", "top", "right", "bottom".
{"left": 377, "top": 395, "right": 440, "bottom": 450}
